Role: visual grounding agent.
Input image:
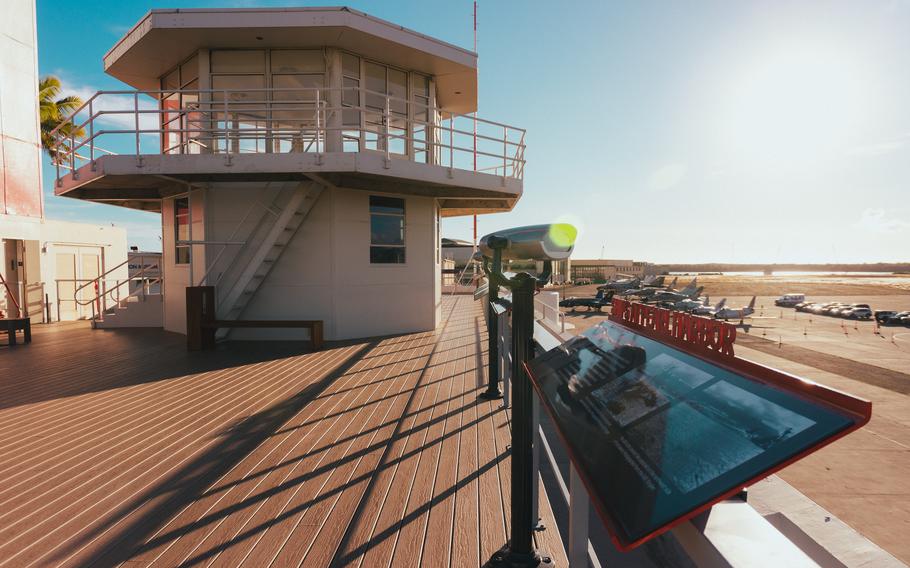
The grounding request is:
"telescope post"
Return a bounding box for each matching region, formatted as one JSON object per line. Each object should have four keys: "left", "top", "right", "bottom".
{"left": 488, "top": 272, "right": 552, "bottom": 567}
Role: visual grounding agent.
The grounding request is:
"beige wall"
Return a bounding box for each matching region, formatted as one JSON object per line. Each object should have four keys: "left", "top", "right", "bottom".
{"left": 160, "top": 182, "right": 440, "bottom": 341}
{"left": 0, "top": 214, "right": 129, "bottom": 321}
{"left": 0, "top": 0, "right": 42, "bottom": 218}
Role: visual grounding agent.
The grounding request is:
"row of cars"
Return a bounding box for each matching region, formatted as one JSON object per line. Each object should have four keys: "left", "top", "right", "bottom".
{"left": 794, "top": 302, "right": 873, "bottom": 320}
{"left": 774, "top": 293, "right": 910, "bottom": 325}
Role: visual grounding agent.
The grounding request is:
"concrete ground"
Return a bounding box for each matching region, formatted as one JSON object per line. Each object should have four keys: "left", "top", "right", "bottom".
{"left": 557, "top": 289, "right": 910, "bottom": 565}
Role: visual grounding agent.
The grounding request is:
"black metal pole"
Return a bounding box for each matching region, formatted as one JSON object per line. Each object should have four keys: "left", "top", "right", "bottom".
{"left": 480, "top": 247, "right": 503, "bottom": 400}
{"left": 493, "top": 271, "right": 552, "bottom": 567}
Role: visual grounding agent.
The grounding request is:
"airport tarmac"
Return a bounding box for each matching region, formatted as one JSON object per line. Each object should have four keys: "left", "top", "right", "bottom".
{"left": 558, "top": 287, "right": 910, "bottom": 564}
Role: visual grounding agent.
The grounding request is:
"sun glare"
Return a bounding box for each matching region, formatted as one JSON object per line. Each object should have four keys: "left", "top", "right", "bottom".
{"left": 718, "top": 43, "right": 872, "bottom": 168}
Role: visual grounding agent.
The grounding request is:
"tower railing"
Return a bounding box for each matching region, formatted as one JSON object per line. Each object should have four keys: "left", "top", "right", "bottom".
{"left": 47, "top": 87, "right": 526, "bottom": 186}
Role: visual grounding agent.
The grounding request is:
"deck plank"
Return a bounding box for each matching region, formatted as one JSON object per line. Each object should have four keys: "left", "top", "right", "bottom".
{"left": 0, "top": 296, "right": 567, "bottom": 567}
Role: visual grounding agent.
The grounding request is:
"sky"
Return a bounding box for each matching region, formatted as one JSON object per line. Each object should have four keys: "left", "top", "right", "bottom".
{"left": 36, "top": 0, "right": 910, "bottom": 263}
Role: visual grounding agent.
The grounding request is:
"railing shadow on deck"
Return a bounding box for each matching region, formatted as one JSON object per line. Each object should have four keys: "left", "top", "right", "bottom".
{"left": 44, "top": 339, "right": 379, "bottom": 567}
{"left": 0, "top": 325, "right": 422, "bottom": 412}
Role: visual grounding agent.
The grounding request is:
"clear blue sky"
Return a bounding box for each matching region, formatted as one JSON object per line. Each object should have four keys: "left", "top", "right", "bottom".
{"left": 38, "top": 0, "right": 910, "bottom": 263}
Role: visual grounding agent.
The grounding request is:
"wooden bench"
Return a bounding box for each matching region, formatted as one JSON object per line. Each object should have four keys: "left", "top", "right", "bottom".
{"left": 186, "top": 286, "right": 323, "bottom": 351}
{"left": 1, "top": 318, "right": 31, "bottom": 346}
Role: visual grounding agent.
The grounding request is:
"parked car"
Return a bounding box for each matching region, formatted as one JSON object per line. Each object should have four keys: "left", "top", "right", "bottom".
{"left": 833, "top": 304, "right": 870, "bottom": 318}
{"left": 775, "top": 294, "right": 806, "bottom": 307}
{"left": 875, "top": 310, "right": 897, "bottom": 323}
{"left": 883, "top": 311, "right": 910, "bottom": 325}
{"left": 844, "top": 307, "right": 873, "bottom": 320}
{"left": 810, "top": 302, "right": 837, "bottom": 315}
{"left": 796, "top": 302, "right": 817, "bottom": 312}
{"left": 822, "top": 303, "right": 849, "bottom": 316}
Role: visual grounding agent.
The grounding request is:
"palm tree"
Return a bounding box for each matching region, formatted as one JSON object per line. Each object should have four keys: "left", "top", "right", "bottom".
{"left": 39, "top": 76, "right": 84, "bottom": 165}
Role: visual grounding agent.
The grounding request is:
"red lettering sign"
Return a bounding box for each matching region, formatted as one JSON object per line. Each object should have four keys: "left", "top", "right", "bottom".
{"left": 610, "top": 298, "right": 736, "bottom": 357}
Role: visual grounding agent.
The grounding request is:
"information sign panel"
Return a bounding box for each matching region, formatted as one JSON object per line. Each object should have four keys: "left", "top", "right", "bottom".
{"left": 527, "top": 318, "right": 871, "bottom": 550}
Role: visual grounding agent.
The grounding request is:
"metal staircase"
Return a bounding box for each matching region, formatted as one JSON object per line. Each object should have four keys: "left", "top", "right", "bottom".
{"left": 215, "top": 181, "right": 323, "bottom": 336}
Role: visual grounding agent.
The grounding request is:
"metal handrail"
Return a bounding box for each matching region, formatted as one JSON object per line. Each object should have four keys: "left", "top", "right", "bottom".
{"left": 72, "top": 256, "right": 133, "bottom": 300}
{"left": 49, "top": 86, "right": 526, "bottom": 183}
{"left": 71, "top": 255, "right": 161, "bottom": 316}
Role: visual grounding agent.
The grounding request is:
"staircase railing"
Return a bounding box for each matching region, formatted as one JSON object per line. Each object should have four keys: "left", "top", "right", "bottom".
{"left": 71, "top": 255, "right": 162, "bottom": 321}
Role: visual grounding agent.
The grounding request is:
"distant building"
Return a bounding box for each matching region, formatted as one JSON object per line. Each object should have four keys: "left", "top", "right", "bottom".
{"left": 566, "top": 259, "right": 654, "bottom": 282}
{"left": 441, "top": 238, "right": 475, "bottom": 267}
{"left": 0, "top": 0, "right": 128, "bottom": 323}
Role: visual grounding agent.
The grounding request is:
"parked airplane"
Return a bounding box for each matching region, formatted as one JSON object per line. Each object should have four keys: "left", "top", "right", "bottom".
{"left": 597, "top": 276, "right": 640, "bottom": 292}
{"left": 668, "top": 294, "right": 708, "bottom": 312}
{"left": 559, "top": 289, "right": 614, "bottom": 312}
{"left": 651, "top": 285, "right": 703, "bottom": 304}
{"left": 597, "top": 273, "right": 666, "bottom": 292}
{"left": 714, "top": 296, "right": 756, "bottom": 320}
{"left": 641, "top": 275, "right": 672, "bottom": 288}
{"left": 692, "top": 298, "right": 726, "bottom": 316}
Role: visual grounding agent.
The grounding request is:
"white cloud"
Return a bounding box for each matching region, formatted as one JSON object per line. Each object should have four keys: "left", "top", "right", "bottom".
{"left": 649, "top": 163, "right": 687, "bottom": 191}
{"left": 855, "top": 208, "right": 910, "bottom": 233}
{"left": 63, "top": 83, "right": 159, "bottom": 131}
{"left": 847, "top": 133, "right": 910, "bottom": 157}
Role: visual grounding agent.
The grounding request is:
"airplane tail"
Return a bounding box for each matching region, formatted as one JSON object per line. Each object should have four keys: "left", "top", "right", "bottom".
{"left": 667, "top": 276, "right": 678, "bottom": 290}
{"left": 688, "top": 286, "right": 704, "bottom": 299}
{"left": 715, "top": 298, "right": 726, "bottom": 310}
{"left": 747, "top": 296, "right": 756, "bottom": 309}
{"left": 680, "top": 277, "right": 697, "bottom": 294}
{"left": 703, "top": 296, "right": 709, "bottom": 306}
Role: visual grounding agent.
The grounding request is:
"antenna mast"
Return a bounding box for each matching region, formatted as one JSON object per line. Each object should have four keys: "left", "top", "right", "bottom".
{"left": 472, "top": 1, "right": 479, "bottom": 280}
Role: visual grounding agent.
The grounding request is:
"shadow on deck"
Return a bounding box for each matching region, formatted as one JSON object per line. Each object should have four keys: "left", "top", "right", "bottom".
{"left": 0, "top": 296, "right": 566, "bottom": 567}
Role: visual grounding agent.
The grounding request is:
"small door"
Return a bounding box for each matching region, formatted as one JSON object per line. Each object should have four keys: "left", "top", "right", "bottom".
{"left": 56, "top": 253, "right": 77, "bottom": 320}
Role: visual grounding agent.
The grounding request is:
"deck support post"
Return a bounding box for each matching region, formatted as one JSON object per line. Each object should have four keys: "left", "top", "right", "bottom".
{"left": 480, "top": 247, "right": 503, "bottom": 400}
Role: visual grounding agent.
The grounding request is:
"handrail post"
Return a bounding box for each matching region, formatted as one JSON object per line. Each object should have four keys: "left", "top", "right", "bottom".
{"left": 531, "top": 393, "right": 541, "bottom": 530}
{"left": 502, "top": 126, "right": 509, "bottom": 182}
{"left": 89, "top": 99, "right": 95, "bottom": 163}
{"left": 568, "top": 465, "right": 590, "bottom": 567}
{"left": 480, "top": 247, "right": 503, "bottom": 400}
{"left": 134, "top": 92, "right": 140, "bottom": 156}
{"left": 384, "top": 95, "right": 391, "bottom": 165}
{"left": 502, "top": 272, "right": 550, "bottom": 565}
{"left": 315, "top": 89, "right": 322, "bottom": 154}
{"left": 69, "top": 125, "right": 75, "bottom": 174}
{"left": 224, "top": 91, "right": 232, "bottom": 155}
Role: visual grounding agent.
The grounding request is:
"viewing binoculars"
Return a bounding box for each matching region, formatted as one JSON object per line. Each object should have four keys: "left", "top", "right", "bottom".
{"left": 477, "top": 223, "right": 577, "bottom": 262}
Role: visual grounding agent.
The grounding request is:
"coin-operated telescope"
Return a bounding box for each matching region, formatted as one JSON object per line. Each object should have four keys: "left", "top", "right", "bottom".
{"left": 475, "top": 223, "right": 576, "bottom": 567}
{"left": 477, "top": 223, "right": 576, "bottom": 288}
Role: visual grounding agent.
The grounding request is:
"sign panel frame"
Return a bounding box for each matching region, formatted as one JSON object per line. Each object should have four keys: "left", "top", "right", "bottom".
{"left": 526, "top": 305, "right": 871, "bottom": 551}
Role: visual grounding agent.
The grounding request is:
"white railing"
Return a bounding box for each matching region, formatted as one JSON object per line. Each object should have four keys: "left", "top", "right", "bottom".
{"left": 55, "top": 254, "right": 162, "bottom": 322}
{"left": 48, "top": 87, "right": 526, "bottom": 185}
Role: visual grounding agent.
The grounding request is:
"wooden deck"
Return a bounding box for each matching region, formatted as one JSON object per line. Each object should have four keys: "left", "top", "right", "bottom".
{"left": 0, "top": 296, "right": 566, "bottom": 567}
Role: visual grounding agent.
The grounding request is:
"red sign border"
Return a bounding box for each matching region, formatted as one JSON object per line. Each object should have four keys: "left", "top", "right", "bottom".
{"left": 526, "top": 302, "right": 872, "bottom": 552}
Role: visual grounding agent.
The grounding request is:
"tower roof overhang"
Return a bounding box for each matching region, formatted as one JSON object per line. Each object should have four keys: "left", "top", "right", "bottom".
{"left": 103, "top": 7, "right": 478, "bottom": 113}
